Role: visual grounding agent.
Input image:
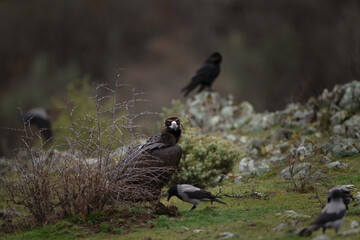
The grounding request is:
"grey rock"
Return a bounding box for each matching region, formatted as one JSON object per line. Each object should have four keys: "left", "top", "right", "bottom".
{"left": 344, "top": 115, "right": 360, "bottom": 139}
{"left": 303, "top": 126, "right": 318, "bottom": 135}
{"left": 351, "top": 220, "right": 359, "bottom": 229}
{"left": 272, "top": 128, "right": 294, "bottom": 141}
{"left": 332, "top": 125, "right": 346, "bottom": 135}
{"left": 321, "top": 135, "right": 360, "bottom": 158}
{"left": 320, "top": 156, "right": 332, "bottom": 163}
{"left": 234, "top": 176, "right": 243, "bottom": 184}
{"left": 311, "top": 234, "right": 331, "bottom": 240}
{"left": 330, "top": 110, "right": 348, "bottom": 125}
{"left": 0, "top": 206, "right": 20, "bottom": 219}
{"left": 268, "top": 155, "right": 287, "bottom": 165}
{"left": 326, "top": 161, "right": 348, "bottom": 169}
{"left": 284, "top": 210, "right": 310, "bottom": 218}
{"left": 341, "top": 228, "right": 360, "bottom": 236}
{"left": 273, "top": 223, "right": 288, "bottom": 231}
{"left": 238, "top": 158, "right": 269, "bottom": 176}
{"left": 281, "top": 162, "right": 312, "bottom": 180}
{"left": 193, "top": 229, "right": 203, "bottom": 233}
{"left": 217, "top": 232, "right": 235, "bottom": 239}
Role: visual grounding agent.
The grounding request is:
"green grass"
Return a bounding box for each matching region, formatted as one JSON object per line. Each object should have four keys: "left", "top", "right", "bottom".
{"left": 1, "top": 137, "right": 360, "bottom": 240}
{"left": 2, "top": 164, "right": 360, "bottom": 240}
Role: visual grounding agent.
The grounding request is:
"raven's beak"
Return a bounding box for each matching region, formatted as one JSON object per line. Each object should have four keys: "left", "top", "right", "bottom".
{"left": 167, "top": 195, "right": 172, "bottom": 201}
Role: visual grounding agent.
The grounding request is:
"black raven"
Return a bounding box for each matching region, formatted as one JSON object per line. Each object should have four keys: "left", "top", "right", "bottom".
{"left": 21, "top": 108, "right": 53, "bottom": 141}
{"left": 168, "top": 184, "right": 226, "bottom": 211}
{"left": 181, "top": 52, "right": 222, "bottom": 97}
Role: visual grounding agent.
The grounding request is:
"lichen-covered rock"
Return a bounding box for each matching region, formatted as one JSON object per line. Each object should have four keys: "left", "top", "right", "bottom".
{"left": 321, "top": 135, "right": 360, "bottom": 158}
{"left": 326, "top": 161, "right": 349, "bottom": 169}
{"left": 332, "top": 124, "right": 346, "bottom": 135}
{"left": 344, "top": 115, "right": 360, "bottom": 139}
{"left": 238, "top": 157, "right": 269, "bottom": 176}
{"left": 280, "top": 162, "right": 312, "bottom": 180}
{"left": 330, "top": 110, "right": 348, "bottom": 125}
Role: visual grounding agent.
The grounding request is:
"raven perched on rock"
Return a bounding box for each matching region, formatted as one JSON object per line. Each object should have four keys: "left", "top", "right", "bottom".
{"left": 118, "top": 117, "right": 183, "bottom": 200}
{"left": 168, "top": 184, "right": 226, "bottom": 211}
{"left": 181, "top": 52, "right": 222, "bottom": 97}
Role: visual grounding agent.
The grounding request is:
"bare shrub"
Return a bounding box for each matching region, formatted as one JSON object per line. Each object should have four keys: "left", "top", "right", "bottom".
{"left": 1, "top": 81, "right": 168, "bottom": 224}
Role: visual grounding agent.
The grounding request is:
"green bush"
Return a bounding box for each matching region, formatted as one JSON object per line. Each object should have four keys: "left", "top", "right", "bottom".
{"left": 171, "top": 129, "right": 242, "bottom": 187}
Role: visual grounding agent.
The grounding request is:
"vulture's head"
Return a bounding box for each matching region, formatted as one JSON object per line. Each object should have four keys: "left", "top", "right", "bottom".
{"left": 164, "top": 116, "right": 181, "bottom": 133}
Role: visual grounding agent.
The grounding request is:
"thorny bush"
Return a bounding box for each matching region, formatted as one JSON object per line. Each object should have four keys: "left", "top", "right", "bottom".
{"left": 1, "top": 81, "right": 167, "bottom": 224}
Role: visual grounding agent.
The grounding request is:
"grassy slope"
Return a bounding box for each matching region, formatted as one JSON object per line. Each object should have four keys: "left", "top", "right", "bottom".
{"left": 2, "top": 154, "right": 360, "bottom": 240}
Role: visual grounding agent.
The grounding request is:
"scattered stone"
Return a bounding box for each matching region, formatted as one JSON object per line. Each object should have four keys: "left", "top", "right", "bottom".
{"left": 351, "top": 220, "right": 359, "bottom": 229}
{"left": 284, "top": 210, "right": 310, "bottom": 219}
{"left": 238, "top": 158, "right": 269, "bottom": 176}
{"left": 181, "top": 226, "right": 189, "bottom": 231}
{"left": 273, "top": 223, "right": 288, "bottom": 231}
{"left": 217, "top": 232, "right": 235, "bottom": 239}
{"left": 0, "top": 206, "right": 20, "bottom": 219}
{"left": 332, "top": 124, "right": 346, "bottom": 135}
{"left": 272, "top": 128, "right": 294, "bottom": 141}
{"left": 326, "top": 161, "right": 348, "bottom": 169}
{"left": 280, "top": 162, "right": 312, "bottom": 180}
{"left": 321, "top": 135, "right": 360, "bottom": 158}
{"left": 193, "top": 229, "right": 203, "bottom": 233}
{"left": 341, "top": 228, "right": 360, "bottom": 236}
{"left": 234, "top": 176, "right": 243, "bottom": 184}
{"left": 344, "top": 115, "right": 360, "bottom": 139}
{"left": 320, "top": 156, "right": 332, "bottom": 163}
{"left": 303, "top": 126, "right": 318, "bottom": 135}
{"left": 330, "top": 110, "right": 348, "bottom": 125}
{"left": 311, "top": 234, "right": 331, "bottom": 240}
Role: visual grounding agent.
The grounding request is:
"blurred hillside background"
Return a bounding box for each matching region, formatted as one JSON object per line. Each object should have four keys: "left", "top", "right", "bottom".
{"left": 1, "top": 0, "right": 360, "bottom": 156}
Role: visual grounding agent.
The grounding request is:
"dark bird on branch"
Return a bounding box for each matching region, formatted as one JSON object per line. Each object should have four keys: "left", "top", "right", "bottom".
{"left": 20, "top": 108, "right": 53, "bottom": 141}
{"left": 168, "top": 184, "right": 226, "bottom": 211}
{"left": 118, "top": 117, "right": 183, "bottom": 201}
{"left": 181, "top": 52, "right": 222, "bottom": 97}
{"left": 299, "top": 189, "right": 347, "bottom": 236}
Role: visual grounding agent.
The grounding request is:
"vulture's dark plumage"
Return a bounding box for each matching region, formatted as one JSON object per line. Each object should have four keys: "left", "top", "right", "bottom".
{"left": 118, "top": 117, "right": 183, "bottom": 201}
{"left": 181, "top": 52, "right": 222, "bottom": 97}
{"left": 20, "top": 108, "right": 53, "bottom": 141}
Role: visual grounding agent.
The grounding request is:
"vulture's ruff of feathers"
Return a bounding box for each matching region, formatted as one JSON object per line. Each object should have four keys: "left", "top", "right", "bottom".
{"left": 117, "top": 117, "right": 183, "bottom": 201}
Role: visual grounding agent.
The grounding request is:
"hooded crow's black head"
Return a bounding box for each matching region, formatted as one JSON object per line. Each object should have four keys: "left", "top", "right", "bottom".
{"left": 330, "top": 189, "right": 343, "bottom": 200}
{"left": 168, "top": 185, "right": 179, "bottom": 201}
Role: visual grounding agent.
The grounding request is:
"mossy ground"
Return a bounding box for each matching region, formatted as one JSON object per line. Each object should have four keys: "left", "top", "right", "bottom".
{"left": 2, "top": 152, "right": 360, "bottom": 240}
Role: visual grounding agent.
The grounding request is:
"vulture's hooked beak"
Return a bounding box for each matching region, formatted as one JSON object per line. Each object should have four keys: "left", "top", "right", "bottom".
{"left": 170, "top": 121, "right": 178, "bottom": 130}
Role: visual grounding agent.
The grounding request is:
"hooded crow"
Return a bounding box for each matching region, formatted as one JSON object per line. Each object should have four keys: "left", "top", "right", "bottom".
{"left": 20, "top": 108, "right": 53, "bottom": 141}
{"left": 299, "top": 188, "right": 347, "bottom": 236}
{"left": 328, "top": 186, "right": 353, "bottom": 210}
{"left": 181, "top": 52, "right": 222, "bottom": 97}
{"left": 168, "top": 184, "right": 226, "bottom": 211}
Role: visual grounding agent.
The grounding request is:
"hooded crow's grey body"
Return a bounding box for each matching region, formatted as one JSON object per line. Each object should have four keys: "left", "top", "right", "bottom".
{"left": 168, "top": 184, "right": 226, "bottom": 211}
{"left": 299, "top": 189, "right": 346, "bottom": 236}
